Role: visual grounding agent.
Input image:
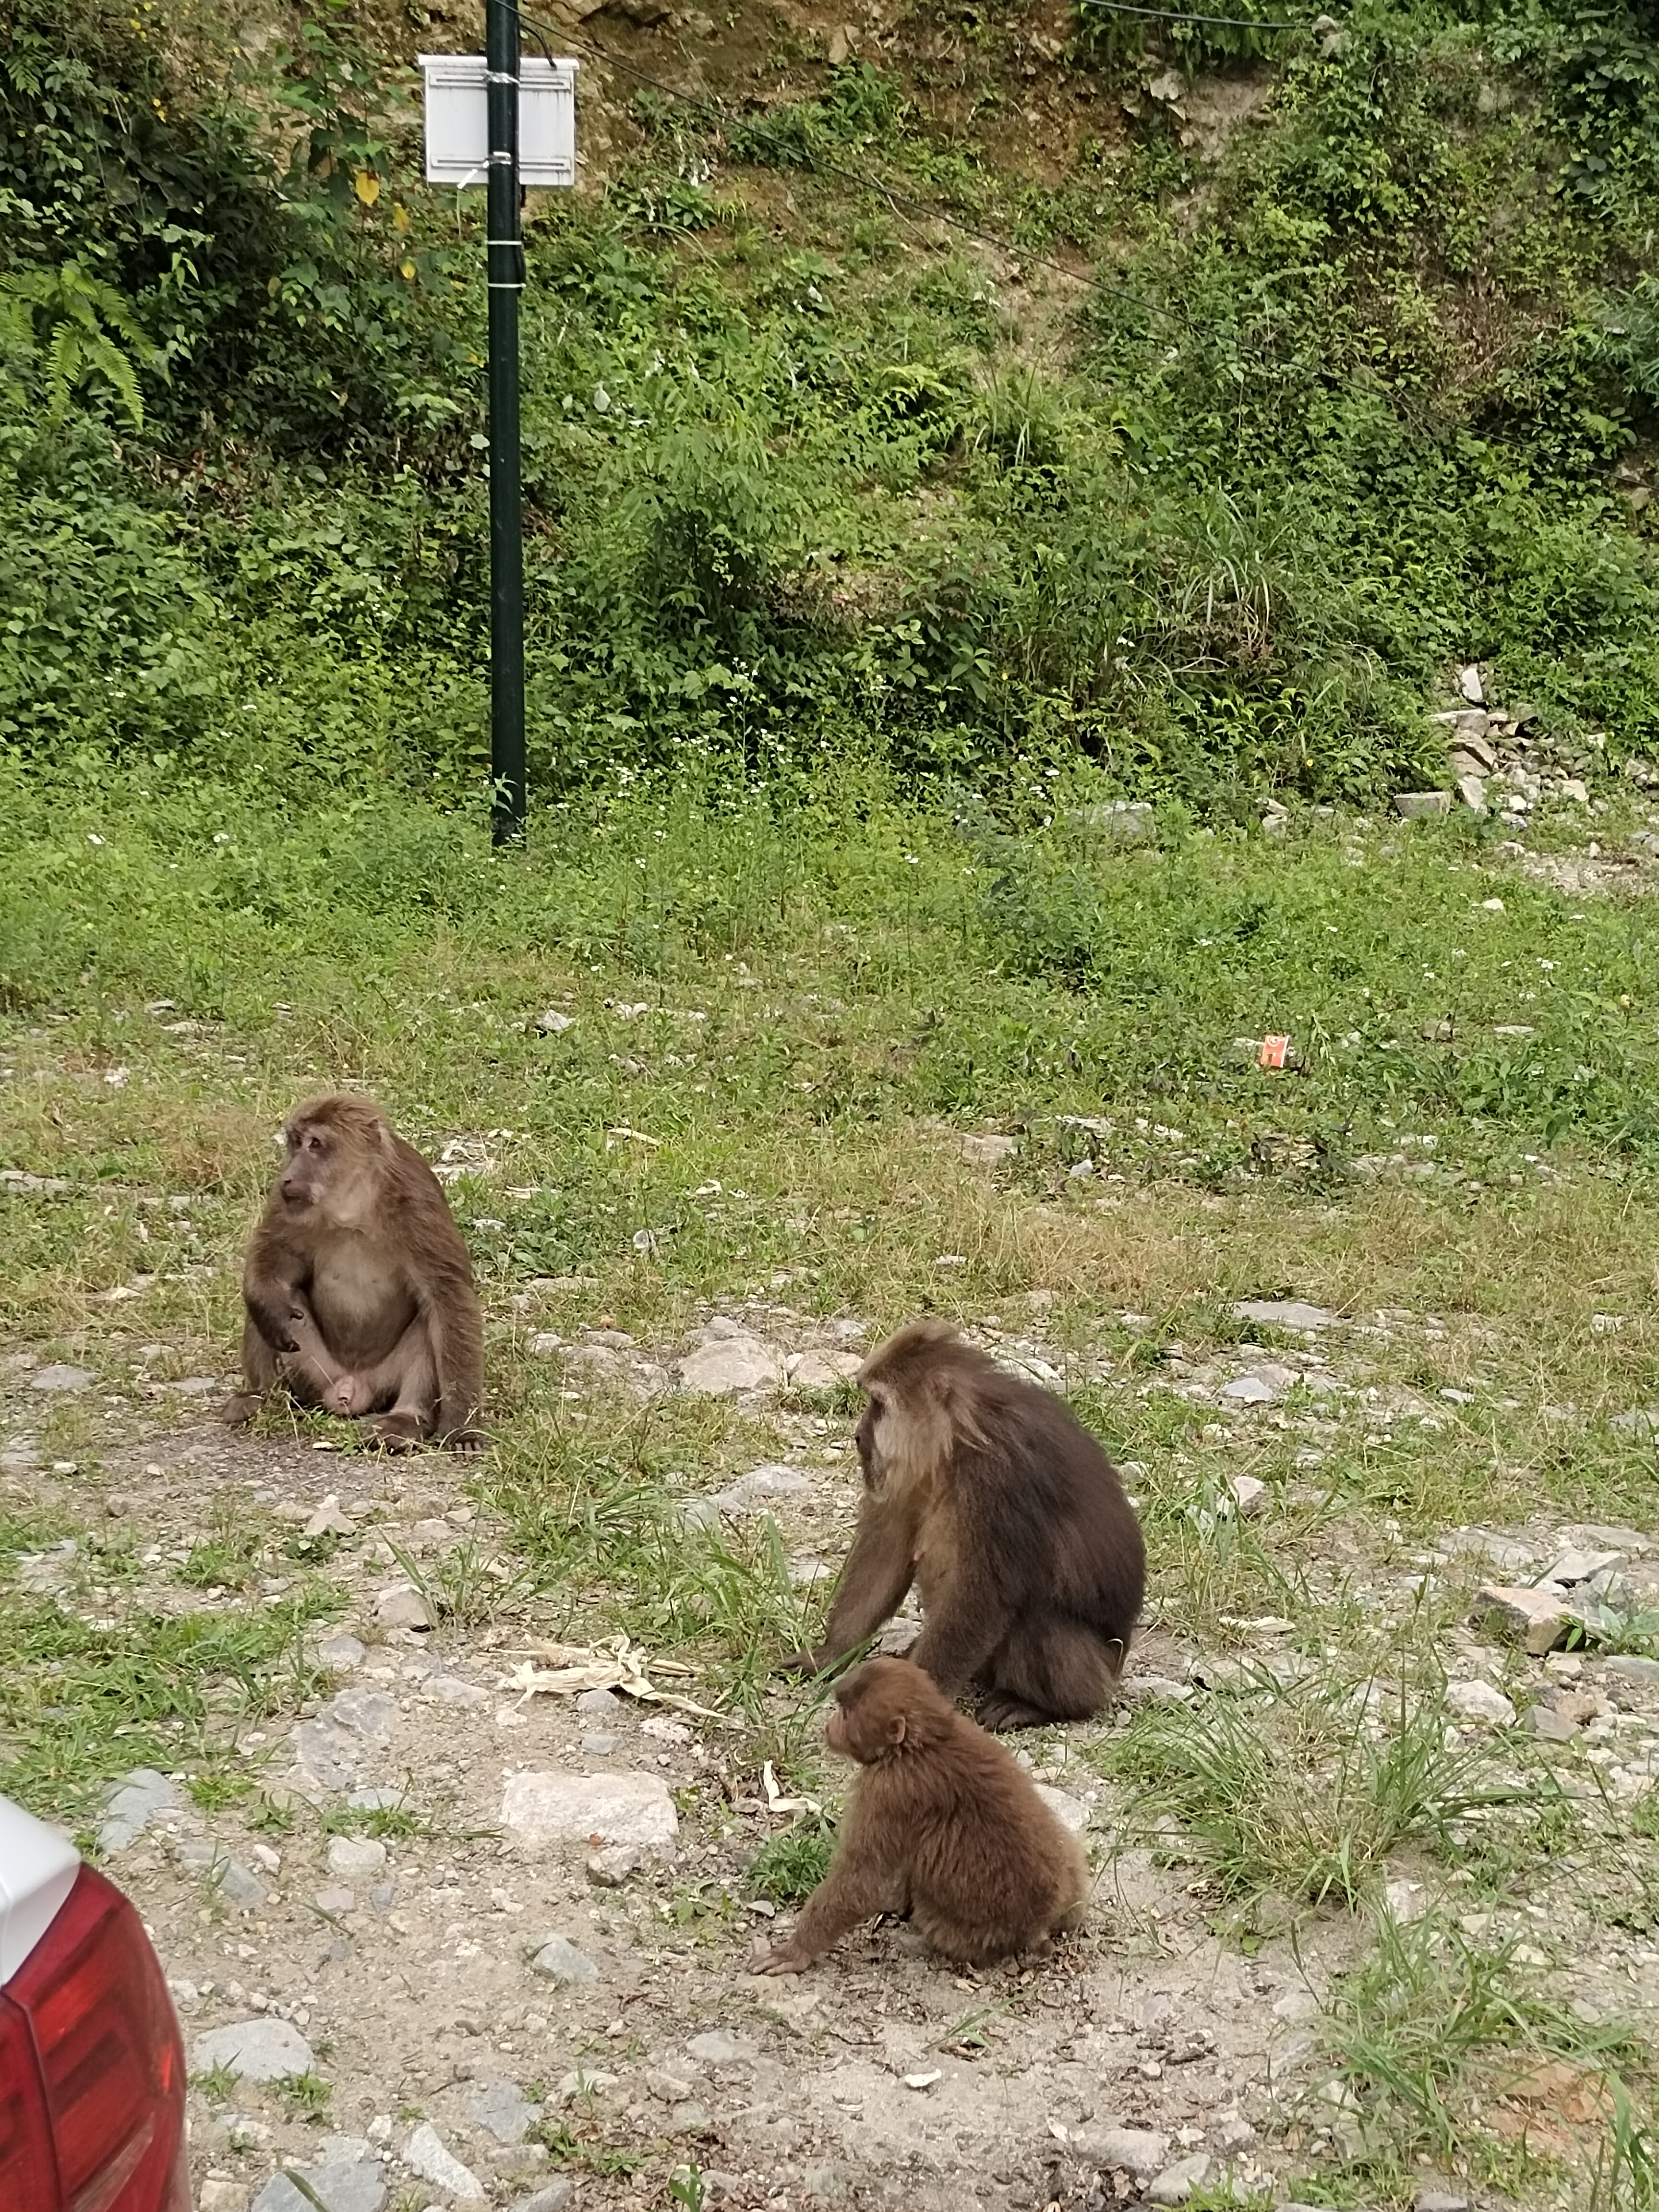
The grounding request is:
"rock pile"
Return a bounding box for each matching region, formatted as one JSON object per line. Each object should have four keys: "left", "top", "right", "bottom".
{"left": 1397, "top": 662, "right": 1602, "bottom": 825}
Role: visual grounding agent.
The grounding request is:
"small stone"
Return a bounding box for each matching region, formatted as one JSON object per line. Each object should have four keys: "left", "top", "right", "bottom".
{"left": 1528, "top": 1704, "right": 1580, "bottom": 1743}
{"left": 192, "top": 2018, "right": 317, "bottom": 2083}
{"left": 802, "top": 2165, "right": 846, "bottom": 2204}
{"left": 327, "top": 1836, "right": 387, "bottom": 1880}
{"left": 1212, "top": 2115, "right": 1255, "bottom": 2153}
{"left": 1450, "top": 717, "right": 1495, "bottom": 767}
{"left": 1474, "top": 1584, "right": 1570, "bottom": 1655}
{"left": 1455, "top": 772, "right": 1486, "bottom": 813}
{"left": 664, "top": 2104, "right": 710, "bottom": 2134}
{"left": 1148, "top": 2154, "right": 1213, "bottom": 2205}
{"left": 1231, "top": 1299, "right": 1338, "bottom": 1331}
{"left": 304, "top": 1494, "right": 355, "bottom": 1539}
{"left": 1230, "top": 1474, "right": 1268, "bottom": 1517}
{"left": 315, "top": 1887, "right": 357, "bottom": 1914}
{"left": 582, "top": 1732, "right": 618, "bottom": 1755}
{"left": 531, "top": 1935, "right": 600, "bottom": 1984}
{"left": 586, "top": 1846, "right": 643, "bottom": 1887}
{"left": 426, "top": 1674, "right": 490, "bottom": 1707}
{"left": 960, "top": 1133, "right": 1018, "bottom": 1166}
{"left": 1445, "top": 1679, "right": 1517, "bottom": 1728}
{"left": 535, "top": 1010, "right": 575, "bottom": 1034}
{"left": 216, "top": 1859, "right": 267, "bottom": 1909}
{"left": 575, "top": 1688, "right": 623, "bottom": 1714}
{"left": 1611, "top": 1406, "right": 1659, "bottom": 1439}
{"left": 1604, "top": 1656, "right": 1659, "bottom": 1691}
{"left": 786, "top": 1349, "right": 864, "bottom": 1388}
{"left": 201, "top": 2183, "right": 250, "bottom": 2212}
{"left": 253, "top": 2161, "right": 386, "bottom": 2212}
{"left": 1223, "top": 1374, "right": 1274, "bottom": 1405}
{"left": 1458, "top": 663, "right": 1485, "bottom": 704}
{"left": 502, "top": 1770, "right": 678, "bottom": 1851}
{"left": 1561, "top": 779, "right": 1590, "bottom": 805}
{"left": 1074, "top": 2127, "right": 1169, "bottom": 2177}
{"left": 402, "top": 2122, "right": 485, "bottom": 2201}
{"left": 375, "top": 1584, "right": 432, "bottom": 1632}
{"left": 677, "top": 1328, "right": 785, "bottom": 1396}
{"left": 683, "top": 1463, "right": 811, "bottom": 1528}
{"left": 1033, "top": 1784, "right": 1089, "bottom": 1834}
{"left": 553, "top": 2068, "right": 620, "bottom": 2104}
{"left": 1544, "top": 1548, "right": 1622, "bottom": 1586}
{"left": 97, "top": 1767, "right": 178, "bottom": 1854}
{"left": 327, "top": 1689, "right": 399, "bottom": 1741}
{"left": 646, "top": 2070, "right": 694, "bottom": 2103}
{"left": 686, "top": 2032, "right": 757, "bottom": 2068}
{"left": 291, "top": 1720, "right": 361, "bottom": 1792}
{"left": 1384, "top": 1878, "right": 1430, "bottom": 1923}
{"left": 1395, "top": 791, "right": 1452, "bottom": 821}
{"left": 1416, "top": 2189, "right": 1471, "bottom": 2212}
{"left": 1121, "top": 1674, "right": 1192, "bottom": 1705}
{"left": 29, "top": 1363, "right": 96, "bottom": 1393}
{"left": 369, "top": 1883, "right": 396, "bottom": 1911}
{"left": 469, "top": 2079, "right": 538, "bottom": 2144}
{"left": 318, "top": 1635, "right": 366, "bottom": 1671}
{"left": 510, "top": 2188, "right": 574, "bottom": 2212}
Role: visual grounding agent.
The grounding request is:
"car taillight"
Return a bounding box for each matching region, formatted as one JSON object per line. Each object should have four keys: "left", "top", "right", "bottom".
{"left": 0, "top": 1865, "right": 190, "bottom": 2212}
{"left": 0, "top": 1991, "right": 61, "bottom": 2206}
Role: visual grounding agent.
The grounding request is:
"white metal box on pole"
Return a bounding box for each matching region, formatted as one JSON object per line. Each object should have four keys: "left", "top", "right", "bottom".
{"left": 418, "top": 54, "right": 579, "bottom": 187}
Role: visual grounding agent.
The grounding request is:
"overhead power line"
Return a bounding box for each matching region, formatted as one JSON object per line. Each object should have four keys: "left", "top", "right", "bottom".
{"left": 1081, "top": 0, "right": 1322, "bottom": 31}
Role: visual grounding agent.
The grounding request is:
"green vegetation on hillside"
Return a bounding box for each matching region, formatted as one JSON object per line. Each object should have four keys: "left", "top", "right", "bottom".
{"left": 0, "top": 0, "right": 1656, "bottom": 806}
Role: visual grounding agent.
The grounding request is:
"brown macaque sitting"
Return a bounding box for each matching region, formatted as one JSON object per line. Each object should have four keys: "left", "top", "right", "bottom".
{"left": 784, "top": 1319, "right": 1146, "bottom": 1729}
{"left": 219, "top": 1093, "right": 485, "bottom": 1453}
{"left": 758, "top": 1658, "right": 1088, "bottom": 1973}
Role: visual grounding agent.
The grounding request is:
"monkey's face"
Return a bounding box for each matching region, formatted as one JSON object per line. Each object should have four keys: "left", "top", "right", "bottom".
{"left": 277, "top": 1121, "right": 337, "bottom": 1209}
{"left": 825, "top": 1703, "right": 852, "bottom": 1756}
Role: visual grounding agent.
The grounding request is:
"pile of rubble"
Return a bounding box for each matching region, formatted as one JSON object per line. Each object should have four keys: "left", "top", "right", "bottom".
{"left": 1396, "top": 662, "right": 1602, "bottom": 825}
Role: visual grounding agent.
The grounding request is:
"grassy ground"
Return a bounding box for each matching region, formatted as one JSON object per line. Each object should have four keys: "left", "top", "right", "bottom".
{"left": 5, "top": 760, "right": 1659, "bottom": 2206}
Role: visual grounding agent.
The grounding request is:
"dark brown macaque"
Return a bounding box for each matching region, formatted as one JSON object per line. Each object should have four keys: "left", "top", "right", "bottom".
{"left": 220, "top": 1093, "right": 485, "bottom": 1452}
{"left": 758, "top": 1658, "right": 1088, "bottom": 1972}
{"left": 784, "top": 1319, "right": 1145, "bottom": 1728}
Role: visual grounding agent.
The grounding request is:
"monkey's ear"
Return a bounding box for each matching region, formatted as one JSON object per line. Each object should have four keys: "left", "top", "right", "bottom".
{"left": 888, "top": 1715, "right": 907, "bottom": 1745}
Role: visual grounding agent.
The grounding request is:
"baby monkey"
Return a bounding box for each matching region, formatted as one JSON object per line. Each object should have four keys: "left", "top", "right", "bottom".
{"left": 758, "top": 1658, "right": 1089, "bottom": 1973}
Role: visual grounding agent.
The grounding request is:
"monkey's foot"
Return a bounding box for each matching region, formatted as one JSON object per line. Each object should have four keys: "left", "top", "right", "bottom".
{"left": 217, "top": 1392, "right": 263, "bottom": 1430}
{"left": 755, "top": 1949, "right": 810, "bottom": 1975}
{"left": 776, "top": 1647, "right": 826, "bottom": 1678}
{"left": 442, "top": 1426, "right": 489, "bottom": 1455}
{"left": 359, "top": 1412, "right": 429, "bottom": 1453}
{"left": 975, "top": 1693, "right": 1058, "bottom": 1731}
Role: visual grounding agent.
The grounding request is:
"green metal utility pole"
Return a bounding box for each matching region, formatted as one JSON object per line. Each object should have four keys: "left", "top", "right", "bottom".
{"left": 485, "top": 0, "right": 526, "bottom": 845}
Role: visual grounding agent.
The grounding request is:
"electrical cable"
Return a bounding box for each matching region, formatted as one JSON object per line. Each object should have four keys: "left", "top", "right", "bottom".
{"left": 1079, "top": 0, "right": 1321, "bottom": 31}
{"left": 506, "top": 2, "right": 1208, "bottom": 334}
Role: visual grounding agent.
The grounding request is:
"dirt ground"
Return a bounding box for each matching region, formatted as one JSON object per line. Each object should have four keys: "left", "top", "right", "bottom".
{"left": 9, "top": 1294, "right": 1659, "bottom": 2212}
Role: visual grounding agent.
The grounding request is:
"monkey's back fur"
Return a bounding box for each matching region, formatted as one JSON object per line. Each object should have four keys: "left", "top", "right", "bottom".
{"left": 820, "top": 1319, "right": 1146, "bottom": 1728}
{"left": 835, "top": 1661, "right": 1087, "bottom": 1964}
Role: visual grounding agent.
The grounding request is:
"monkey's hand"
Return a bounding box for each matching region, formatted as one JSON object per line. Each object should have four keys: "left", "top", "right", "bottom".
{"left": 755, "top": 1946, "right": 811, "bottom": 1976}
{"left": 777, "top": 1647, "right": 827, "bottom": 1679}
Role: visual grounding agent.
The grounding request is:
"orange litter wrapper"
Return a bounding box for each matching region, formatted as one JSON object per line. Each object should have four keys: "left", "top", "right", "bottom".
{"left": 1259, "top": 1034, "right": 1292, "bottom": 1069}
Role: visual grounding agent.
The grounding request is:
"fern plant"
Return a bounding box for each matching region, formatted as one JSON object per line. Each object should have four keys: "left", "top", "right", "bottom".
{"left": 0, "top": 261, "right": 162, "bottom": 428}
